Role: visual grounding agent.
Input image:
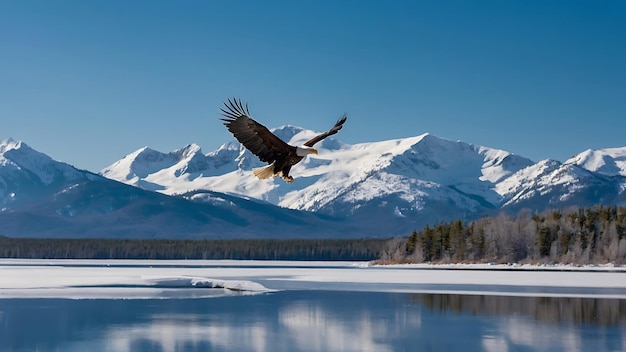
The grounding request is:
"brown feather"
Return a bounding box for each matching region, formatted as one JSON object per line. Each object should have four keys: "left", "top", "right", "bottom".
{"left": 220, "top": 98, "right": 347, "bottom": 182}
{"left": 303, "top": 113, "right": 348, "bottom": 147}
{"left": 220, "top": 98, "right": 295, "bottom": 163}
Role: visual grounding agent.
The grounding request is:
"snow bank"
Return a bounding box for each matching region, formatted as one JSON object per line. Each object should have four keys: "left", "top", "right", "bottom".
{"left": 140, "top": 276, "right": 270, "bottom": 292}
{"left": 0, "top": 262, "right": 274, "bottom": 299}
{"left": 373, "top": 262, "right": 626, "bottom": 272}
{"left": 1, "top": 259, "right": 626, "bottom": 299}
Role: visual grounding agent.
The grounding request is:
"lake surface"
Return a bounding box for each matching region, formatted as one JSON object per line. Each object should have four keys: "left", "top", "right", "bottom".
{"left": 1, "top": 260, "right": 625, "bottom": 351}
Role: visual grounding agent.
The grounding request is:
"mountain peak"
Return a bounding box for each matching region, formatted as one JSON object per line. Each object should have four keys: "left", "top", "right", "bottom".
{"left": 1, "top": 138, "right": 26, "bottom": 154}
{"left": 0, "top": 137, "right": 90, "bottom": 207}
{"left": 565, "top": 147, "right": 626, "bottom": 177}
{"left": 129, "top": 146, "right": 167, "bottom": 164}
{"left": 270, "top": 125, "right": 306, "bottom": 144}
{"left": 100, "top": 146, "right": 173, "bottom": 181}
{"left": 174, "top": 143, "right": 203, "bottom": 160}
{"left": 4, "top": 133, "right": 626, "bottom": 238}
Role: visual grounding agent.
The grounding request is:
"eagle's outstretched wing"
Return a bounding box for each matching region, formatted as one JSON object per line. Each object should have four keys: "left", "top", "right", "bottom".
{"left": 220, "top": 98, "right": 293, "bottom": 163}
{"left": 303, "top": 114, "right": 348, "bottom": 147}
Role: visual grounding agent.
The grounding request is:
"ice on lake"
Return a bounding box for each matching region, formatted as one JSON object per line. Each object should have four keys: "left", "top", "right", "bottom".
{"left": 1, "top": 259, "right": 626, "bottom": 351}
{"left": 2, "top": 259, "right": 626, "bottom": 299}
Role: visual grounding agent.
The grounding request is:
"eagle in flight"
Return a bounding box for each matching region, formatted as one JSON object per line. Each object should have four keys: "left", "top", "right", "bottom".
{"left": 220, "top": 98, "right": 347, "bottom": 183}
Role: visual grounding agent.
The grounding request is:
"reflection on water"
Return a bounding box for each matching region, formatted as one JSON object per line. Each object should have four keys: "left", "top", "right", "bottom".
{"left": 414, "top": 294, "right": 626, "bottom": 326}
{"left": 415, "top": 294, "right": 626, "bottom": 352}
{"left": 0, "top": 291, "right": 624, "bottom": 352}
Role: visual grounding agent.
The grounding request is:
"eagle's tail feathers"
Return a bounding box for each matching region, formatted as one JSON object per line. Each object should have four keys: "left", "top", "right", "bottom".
{"left": 253, "top": 164, "right": 275, "bottom": 180}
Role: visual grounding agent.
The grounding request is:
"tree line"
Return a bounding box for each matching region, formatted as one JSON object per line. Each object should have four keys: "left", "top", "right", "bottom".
{"left": 4, "top": 205, "right": 626, "bottom": 264}
{"left": 383, "top": 205, "right": 626, "bottom": 265}
{"left": 0, "top": 237, "right": 387, "bottom": 261}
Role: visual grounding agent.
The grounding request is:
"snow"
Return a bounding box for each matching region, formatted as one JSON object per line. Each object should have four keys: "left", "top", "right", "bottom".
{"left": 99, "top": 131, "right": 537, "bottom": 217}
{"left": 567, "top": 147, "right": 626, "bottom": 177}
{"left": 0, "top": 138, "right": 87, "bottom": 186}
{"left": 1, "top": 138, "right": 99, "bottom": 207}
{"left": 494, "top": 158, "right": 609, "bottom": 207}
{"left": 1, "top": 259, "right": 626, "bottom": 300}
{"left": 496, "top": 159, "right": 561, "bottom": 204}
{"left": 0, "top": 260, "right": 273, "bottom": 299}
{"left": 4, "top": 132, "right": 626, "bottom": 237}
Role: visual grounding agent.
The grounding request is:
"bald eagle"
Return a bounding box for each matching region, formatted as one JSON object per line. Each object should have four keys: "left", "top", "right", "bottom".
{"left": 220, "top": 98, "right": 347, "bottom": 183}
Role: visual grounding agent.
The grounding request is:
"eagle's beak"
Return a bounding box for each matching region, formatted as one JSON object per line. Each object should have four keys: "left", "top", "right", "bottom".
{"left": 312, "top": 149, "right": 318, "bottom": 155}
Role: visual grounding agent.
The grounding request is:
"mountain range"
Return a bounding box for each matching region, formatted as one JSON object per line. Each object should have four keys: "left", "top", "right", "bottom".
{"left": 0, "top": 138, "right": 354, "bottom": 239}
{"left": 2, "top": 129, "right": 625, "bottom": 239}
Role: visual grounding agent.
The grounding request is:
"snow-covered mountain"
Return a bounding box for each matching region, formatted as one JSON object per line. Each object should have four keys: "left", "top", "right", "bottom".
{"left": 496, "top": 159, "right": 625, "bottom": 211}
{"left": 565, "top": 147, "right": 626, "bottom": 177}
{"left": 3, "top": 133, "right": 626, "bottom": 239}
{"left": 100, "top": 128, "right": 626, "bottom": 235}
{"left": 0, "top": 138, "right": 98, "bottom": 209}
{"left": 0, "top": 138, "right": 353, "bottom": 239}
{"left": 101, "top": 128, "right": 534, "bottom": 206}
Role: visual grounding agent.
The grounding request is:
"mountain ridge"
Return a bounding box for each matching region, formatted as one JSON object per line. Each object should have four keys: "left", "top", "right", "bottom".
{"left": 97, "top": 128, "right": 626, "bottom": 235}
{"left": 2, "top": 132, "right": 626, "bottom": 239}
{"left": 0, "top": 138, "right": 354, "bottom": 239}
{"left": 99, "top": 130, "right": 538, "bottom": 212}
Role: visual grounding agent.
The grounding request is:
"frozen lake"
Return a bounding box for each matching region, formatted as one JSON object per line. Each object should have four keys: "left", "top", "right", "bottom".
{"left": 1, "top": 259, "right": 626, "bottom": 351}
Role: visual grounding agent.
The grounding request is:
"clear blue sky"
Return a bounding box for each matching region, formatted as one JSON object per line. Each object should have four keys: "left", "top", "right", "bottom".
{"left": 2, "top": 0, "right": 625, "bottom": 172}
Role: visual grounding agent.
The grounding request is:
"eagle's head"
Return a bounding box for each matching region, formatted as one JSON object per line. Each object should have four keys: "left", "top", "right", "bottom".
{"left": 296, "top": 146, "right": 318, "bottom": 157}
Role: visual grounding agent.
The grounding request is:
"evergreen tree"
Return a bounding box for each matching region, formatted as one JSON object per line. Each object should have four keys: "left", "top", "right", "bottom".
{"left": 536, "top": 226, "right": 553, "bottom": 258}
{"left": 405, "top": 230, "right": 418, "bottom": 255}
{"left": 393, "top": 205, "right": 626, "bottom": 265}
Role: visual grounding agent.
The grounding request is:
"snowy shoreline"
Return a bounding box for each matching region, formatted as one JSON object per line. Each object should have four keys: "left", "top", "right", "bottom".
{"left": 2, "top": 258, "right": 626, "bottom": 271}
{"left": 373, "top": 262, "right": 626, "bottom": 272}
{"left": 2, "top": 259, "right": 626, "bottom": 300}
